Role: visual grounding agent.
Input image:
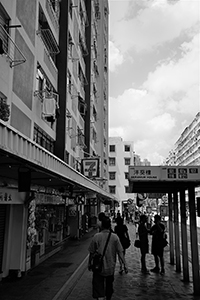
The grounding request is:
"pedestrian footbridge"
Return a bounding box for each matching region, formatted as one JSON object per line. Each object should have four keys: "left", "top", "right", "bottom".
{"left": 128, "top": 165, "right": 200, "bottom": 296}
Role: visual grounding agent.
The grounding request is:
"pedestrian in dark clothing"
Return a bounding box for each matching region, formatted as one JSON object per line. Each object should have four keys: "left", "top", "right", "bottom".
{"left": 97, "top": 212, "right": 106, "bottom": 232}
{"left": 114, "top": 217, "right": 129, "bottom": 274}
{"left": 150, "top": 214, "right": 166, "bottom": 275}
{"left": 138, "top": 214, "right": 149, "bottom": 274}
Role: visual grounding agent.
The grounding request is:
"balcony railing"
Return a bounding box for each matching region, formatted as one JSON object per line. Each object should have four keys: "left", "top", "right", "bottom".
{"left": 0, "top": 24, "right": 26, "bottom": 67}
{"left": 37, "top": 28, "right": 59, "bottom": 54}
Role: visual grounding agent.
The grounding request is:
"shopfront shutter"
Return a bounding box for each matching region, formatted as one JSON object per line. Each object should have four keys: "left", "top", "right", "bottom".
{"left": 0, "top": 205, "right": 6, "bottom": 272}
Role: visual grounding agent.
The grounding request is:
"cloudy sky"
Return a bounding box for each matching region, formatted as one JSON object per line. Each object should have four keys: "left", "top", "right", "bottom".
{"left": 108, "top": 0, "right": 200, "bottom": 165}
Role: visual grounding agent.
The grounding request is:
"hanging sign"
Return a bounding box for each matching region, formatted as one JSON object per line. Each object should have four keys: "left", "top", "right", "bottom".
{"left": 81, "top": 158, "right": 100, "bottom": 178}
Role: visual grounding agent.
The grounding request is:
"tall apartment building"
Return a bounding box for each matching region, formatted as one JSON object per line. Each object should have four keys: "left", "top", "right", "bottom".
{"left": 108, "top": 137, "right": 151, "bottom": 213}
{"left": 165, "top": 112, "right": 200, "bottom": 166}
{"left": 0, "top": 0, "right": 112, "bottom": 279}
{"left": 165, "top": 112, "right": 200, "bottom": 201}
{"left": 108, "top": 137, "right": 136, "bottom": 213}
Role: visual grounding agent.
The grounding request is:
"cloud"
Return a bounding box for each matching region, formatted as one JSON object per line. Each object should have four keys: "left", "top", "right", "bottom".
{"left": 109, "top": 41, "right": 124, "bottom": 72}
{"left": 143, "top": 33, "right": 199, "bottom": 114}
{"left": 109, "top": 0, "right": 199, "bottom": 53}
{"left": 109, "top": 33, "right": 199, "bottom": 165}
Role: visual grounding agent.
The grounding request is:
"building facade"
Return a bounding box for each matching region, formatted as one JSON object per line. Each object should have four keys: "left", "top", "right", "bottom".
{"left": 165, "top": 112, "right": 200, "bottom": 201}
{"left": 0, "top": 0, "right": 112, "bottom": 280}
{"left": 108, "top": 137, "right": 136, "bottom": 213}
{"left": 108, "top": 137, "right": 151, "bottom": 213}
{"left": 165, "top": 112, "right": 200, "bottom": 166}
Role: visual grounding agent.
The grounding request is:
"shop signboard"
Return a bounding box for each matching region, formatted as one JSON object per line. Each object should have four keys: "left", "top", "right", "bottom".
{"left": 129, "top": 166, "right": 200, "bottom": 182}
{"left": 148, "top": 193, "right": 165, "bottom": 199}
{"left": 36, "top": 193, "right": 65, "bottom": 205}
{"left": 68, "top": 205, "right": 77, "bottom": 217}
{"left": 127, "top": 198, "right": 133, "bottom": 205}
{"left": 81, "top": 158, "right": 100, "bottom": 178}
{"left": 0, "top": 188, "right": 26, "bottom": 204}
{"left": 160, "top": 205, "right": 169, "bottom": 217}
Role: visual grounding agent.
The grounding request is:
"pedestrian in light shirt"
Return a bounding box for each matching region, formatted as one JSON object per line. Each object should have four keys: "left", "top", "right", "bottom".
{"left": 88, "top": 216, "right": 127, "bottom": 300}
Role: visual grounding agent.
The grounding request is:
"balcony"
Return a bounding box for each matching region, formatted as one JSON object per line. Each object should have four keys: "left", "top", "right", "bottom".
{"left": 37, "top": 28, "right": 59, "bottom": 55}
{"left": 0, "top": 24, "right": 26, "bottom": 67}
{"left": 45, "top": 0, "right": 59, "bottom": 35}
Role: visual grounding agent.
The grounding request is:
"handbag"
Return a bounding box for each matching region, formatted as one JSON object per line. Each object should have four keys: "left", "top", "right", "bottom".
{"left": 162, "top": 238, "right": 168, "bottom": 248}
{"left": 134, "top": 239, "right": 141, "bottom": 248}
{"left": 121, "top": 236, "right": 131, "bottom": 249}
{"left": 162, "top": 232, "right": 168, "bottom": 248}
{"left": 92, "top": 230, "right": 112, "bottom": 273}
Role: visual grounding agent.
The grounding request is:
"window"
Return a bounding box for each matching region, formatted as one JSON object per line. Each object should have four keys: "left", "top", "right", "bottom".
{"left": 0, "top": 4, "right": 10, "bottom": 55}
{"left": 78, "top": 95, "right": 86, "bottom": 116}
{"left": 125, "top": 186, "right": 130, "bottom": 193}
{"left": 93, "top": 105, "right": 97, "bottom": 121}
{"left": 109, "top": 186, "right": 116, "bottom": 194}
{"left": 69, "top": 0, "right": 73, "bottom": 19}
{"left": 92, "top": 128, "right": 97, "bottom": 143}
{"left": 68, "top": 33, "right": 73, "bottom": 58}
{"left": 125, "top": 172, "right": 129, "bottom": 179}
{"left": 109, "top": 157, "right": 116, "bottom": 166}
{"left": 124, "top": 158, "right": 130, "bottom": 165}
{"left": 33, "top": 124, "right": 54, "bottom": 153}
{"left": 109, "top": 145, "right": 115, "bottom": 152}
{"left": 109, "top": 172, "right": 116, "bottom": 180}
{"left": 67, "top": 71, "right": 72, "bottom": 94}
{"left": 124, "top": 145, "right": 130, "bottom": 152}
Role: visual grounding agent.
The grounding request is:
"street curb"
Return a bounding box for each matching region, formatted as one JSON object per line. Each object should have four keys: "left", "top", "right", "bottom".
{"left": 52, "top": 254, "right": 89, "bottom": 300}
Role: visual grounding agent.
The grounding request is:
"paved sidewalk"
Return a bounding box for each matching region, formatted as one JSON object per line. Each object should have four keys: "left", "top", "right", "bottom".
{"left": 0, "top": 229, "right": 97, "bottom": 300}
{"left": 65, "top": 224, "right": 198, "bottom": 300}
{"left": 0, "top": 223, "right": 199, "bottom": 300}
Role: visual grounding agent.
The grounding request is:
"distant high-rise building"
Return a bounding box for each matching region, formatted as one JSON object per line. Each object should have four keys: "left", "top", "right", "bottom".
{"left": 165, "top": 112, "right": 200, "bottom": 166}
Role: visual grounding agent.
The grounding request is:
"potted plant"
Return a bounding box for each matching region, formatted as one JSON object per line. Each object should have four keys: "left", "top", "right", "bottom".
{"left": 0, "top": 98, "right": 10, "bottom": 121}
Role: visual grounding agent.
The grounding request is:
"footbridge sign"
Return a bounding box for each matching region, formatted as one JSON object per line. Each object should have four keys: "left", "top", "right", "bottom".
{"left": 129, "top": 166, "right": 200, "bottom": 182}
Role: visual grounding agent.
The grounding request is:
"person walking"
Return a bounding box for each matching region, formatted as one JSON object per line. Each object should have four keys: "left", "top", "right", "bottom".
{"left": 150, "top": 214, "right": 166, "bottom": 275}
{"left": 114, "top": 217, "right": 130, "bottom": 274}
{"left": 88, "top": 216, "right": 127, "bottom": 300}
{"left": 138, "top": 214, "right": 150, "bottom": 274}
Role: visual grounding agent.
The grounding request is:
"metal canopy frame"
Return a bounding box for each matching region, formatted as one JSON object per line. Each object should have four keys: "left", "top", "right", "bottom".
{"left": 128, "top": 165, "right": 200, "bottom": 296}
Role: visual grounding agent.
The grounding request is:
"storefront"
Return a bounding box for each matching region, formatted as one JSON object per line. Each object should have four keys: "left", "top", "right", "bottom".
{"left": 26, "top": 192, "right": 68, "bottom": 269}
{"left": 0, "top": 187, "right": 27, "bottom": 279}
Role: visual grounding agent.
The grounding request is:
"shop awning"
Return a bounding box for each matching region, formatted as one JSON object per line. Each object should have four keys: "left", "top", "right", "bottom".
{"left": 0, "top": 122, "right": 115, "bottom": 201}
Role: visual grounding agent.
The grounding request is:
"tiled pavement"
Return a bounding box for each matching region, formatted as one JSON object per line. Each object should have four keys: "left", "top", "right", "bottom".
{"left": 0, "top": 223, "right": 199, "bottom": 300}
{"left": 66, "top": 224, "right": 198, "bottom": 300}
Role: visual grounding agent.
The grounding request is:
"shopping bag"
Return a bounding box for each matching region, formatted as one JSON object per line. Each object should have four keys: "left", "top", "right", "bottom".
{"left": 134, "top": 239, "right": 141, "bottom": 248}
